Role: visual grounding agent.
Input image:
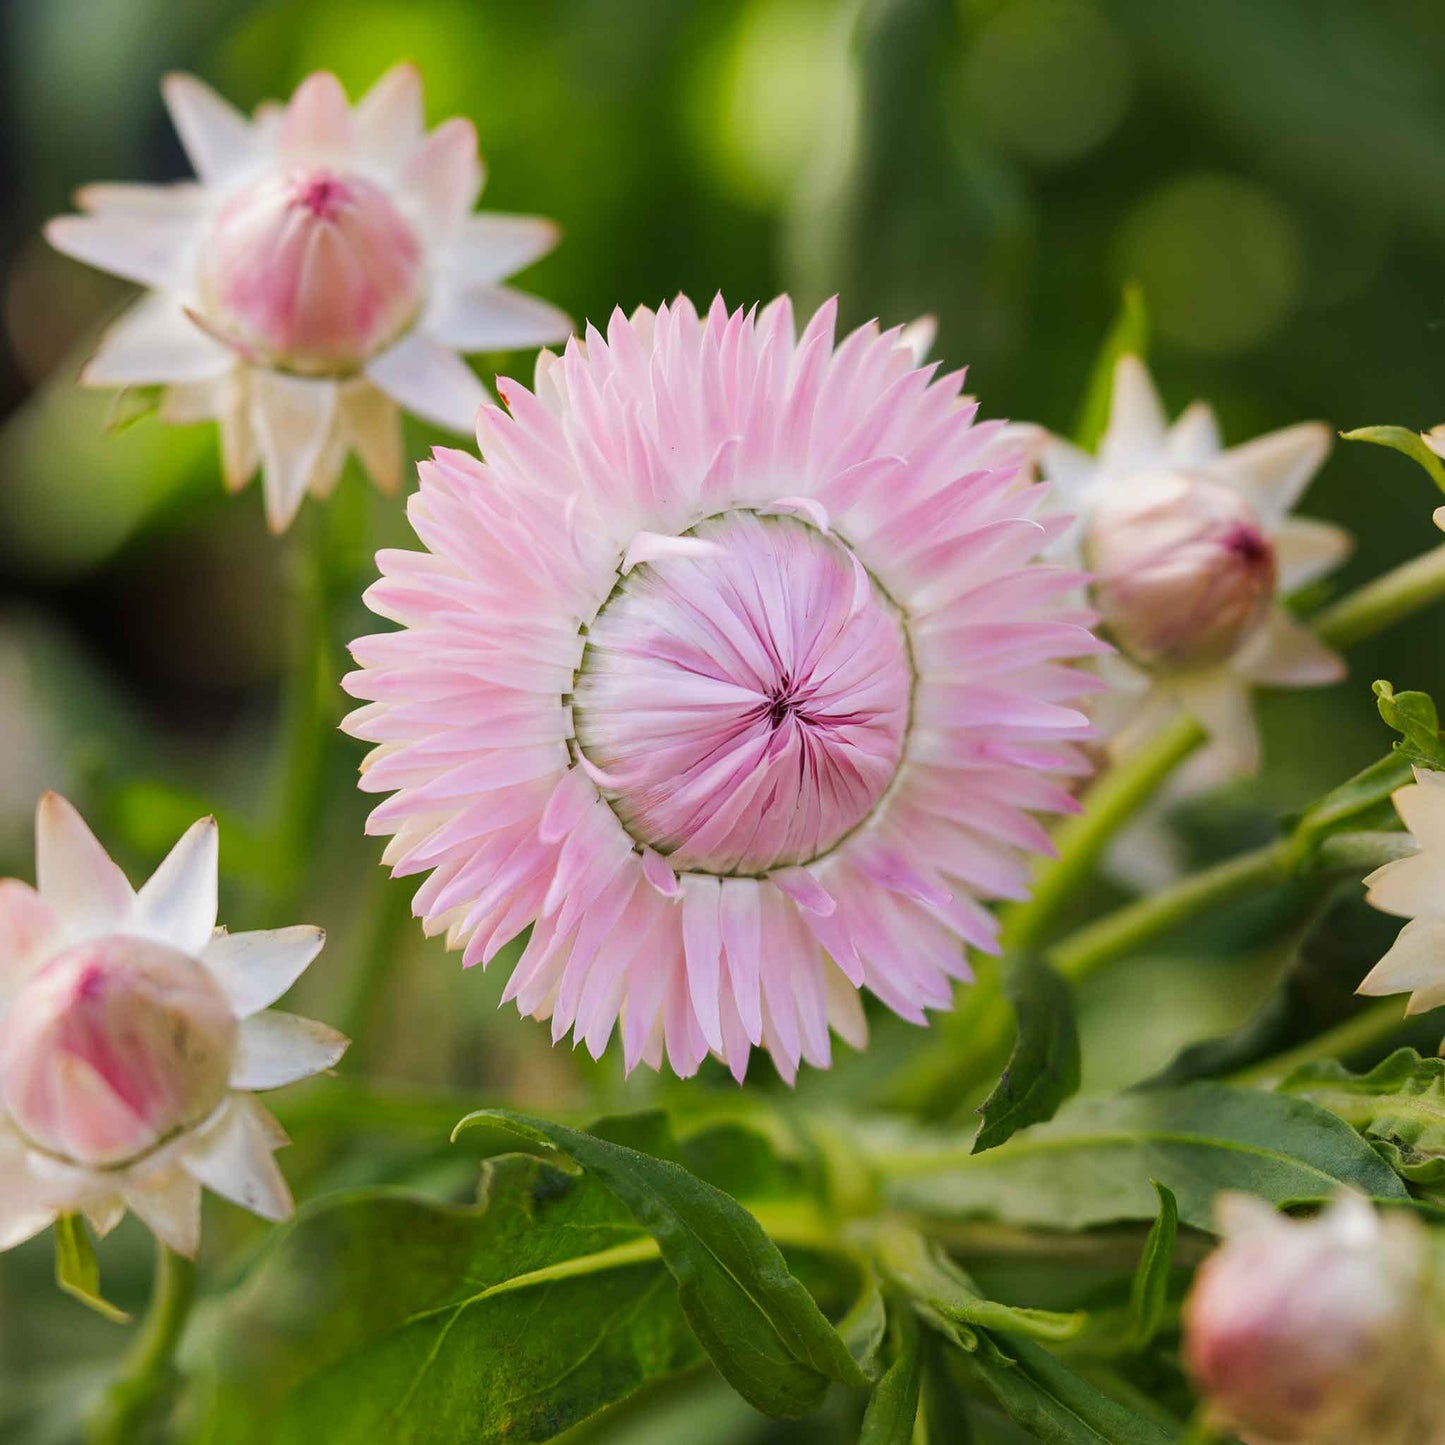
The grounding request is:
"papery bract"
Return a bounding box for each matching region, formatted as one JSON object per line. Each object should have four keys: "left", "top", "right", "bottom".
{"left": 45, "top": 66, "right": 571, "bottom": 532}
{"left": 345, "top": 294, "right": 1106, "bottom": 1082}
{"left": 0, "top": 795, "right": 346, "bottom": 1257}
{"left": 1044, "top": 355, "right": 1350, "bottom": 774}
{"left": 1184, "top": 1193, "right": 1445, "bottom": 1445}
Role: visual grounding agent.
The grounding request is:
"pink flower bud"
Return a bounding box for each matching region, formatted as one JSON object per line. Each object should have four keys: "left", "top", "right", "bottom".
{"left": 1184, "top": 1194, "right": 1442, "bottom": 1445}
{"left": 1084, "top": 475, "right": 1276, "bottom": 671}
{"left": 0, "top": 936, "right": 237, "bottom": 1168}
{"left": 197, "top": 168, "right": 424, "bottom": 374}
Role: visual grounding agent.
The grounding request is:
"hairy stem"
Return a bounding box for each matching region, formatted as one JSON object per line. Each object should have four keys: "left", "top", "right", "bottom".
{"left": 87, "top": 1244, "right": 196, "bottom": 1445}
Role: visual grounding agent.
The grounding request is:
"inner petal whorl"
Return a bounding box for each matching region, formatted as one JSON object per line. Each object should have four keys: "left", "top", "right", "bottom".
{"left": 572, "top": 511, "right": 912, "bottom": 875}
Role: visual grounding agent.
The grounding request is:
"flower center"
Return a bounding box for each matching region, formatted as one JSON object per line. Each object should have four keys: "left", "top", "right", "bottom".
{"left": 0, "top": 936, "right": 236, "bottom": 1168}
{"left": 572, "top": 511, "right": 913, "bottom": 875}
{"left": 196, "top": 166, "right": 425, "bottom": 376}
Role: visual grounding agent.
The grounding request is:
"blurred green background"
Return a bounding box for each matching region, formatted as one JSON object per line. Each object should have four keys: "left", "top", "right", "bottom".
{"left": 1, "top": 0, "right": 1444, "bottom": 1440}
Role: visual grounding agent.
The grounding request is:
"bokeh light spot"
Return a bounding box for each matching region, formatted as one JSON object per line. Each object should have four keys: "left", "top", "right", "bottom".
{"left": 1115, "top": 173, "right": 1304, "bottom": 354}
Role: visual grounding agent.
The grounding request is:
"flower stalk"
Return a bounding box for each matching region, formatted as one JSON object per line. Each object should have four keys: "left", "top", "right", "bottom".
{"left": 87, "top": 1244, "right": 196, "bottom": 1445}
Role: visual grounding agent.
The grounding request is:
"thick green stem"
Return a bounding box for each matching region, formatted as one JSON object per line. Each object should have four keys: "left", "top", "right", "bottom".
{"left": 87, "top": 1245, "right": 196, "bottom": 1445}
{"left": 1311, "top": 542, "right": 1445, "bottom": 651}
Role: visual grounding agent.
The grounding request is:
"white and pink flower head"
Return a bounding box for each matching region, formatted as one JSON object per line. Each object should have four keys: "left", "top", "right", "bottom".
{"left": 0, "top": 795, "right": 346, "bottom": 1256}
{"left": 344, "top": 295, "right": 1106, "bottom": 1081}
{"left": 46, "top": 66, "right": 571, "bottom": 532}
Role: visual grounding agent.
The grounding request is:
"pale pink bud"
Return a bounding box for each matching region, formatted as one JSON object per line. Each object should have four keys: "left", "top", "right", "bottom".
{"left": 1184, "top": 1194, "right": 1442, "bottom": 1445}
{"left": 197, "top": 168, "right": 424, "bottom": 374}
{"left": 0, "top": 936, "right": 237, "bottom": 1167}
{"left": 1084, "top": 475, "right": 1276, "bottom": 671}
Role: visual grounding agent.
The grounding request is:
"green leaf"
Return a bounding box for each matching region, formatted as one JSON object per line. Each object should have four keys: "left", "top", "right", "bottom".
{"left": 881, "top": 1082, "right": 1407, "bottom": 1231}
{"left": 875, "top": 1223, "right": 1085, "bottom": 1348}
{"left": 1127, "top": 1183, "right": 1178, "bottom": 1350}
{"left": 974, "top": 953, "right": 1081, "bottom": 1155}
{"left": 190, "top": 1156, "right": 702, "bottom": 1444}
{"left": 1374, "top": 680, "right": 1445, "bottom": 770}
{"left": 456, "top": 1109, "right": 867, "bottom": 1417}
{"left": 1151, "top": 887, "right": 1408, "bottom": 1086}
{"left": 1279, "top": 1048, "right": 1445, "bottom": 1193}
{"left": 859, "top": 1307, "right": 922, "bottom": 1445}
{"left": 1290, "top": 751, "right": 1416, "bottom": 857}
{"left": 1072, "top": 284, "right": 1149, "bottom": 452}
{"left": 53, "top": 1214, "right": 129, "bottom": 1324}
{"left": 1341, "top": 425, "right": 1445, "bottom": 495}
{"left": 960, "top": 1333, "right": 1174, "bottom": 1445}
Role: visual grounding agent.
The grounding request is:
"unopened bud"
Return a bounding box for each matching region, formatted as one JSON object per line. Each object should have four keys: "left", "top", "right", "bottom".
{"left": 1184, "top": 1193, "right": 1445, "bottom": 1445}
{"left": 1085, "top": 475, "right": 1276, "bottom": 671}
{"left": 0, "top": 936, "right": 236, "bottom": 1167}
{"left": 197, "top": 167, "right": 424, "bottom": 374}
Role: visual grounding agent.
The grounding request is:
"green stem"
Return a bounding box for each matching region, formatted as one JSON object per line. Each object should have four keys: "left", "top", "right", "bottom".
{"left": 1228, "top": 999, "right": 1411, "bottom": 1088}
{"left": 87, "top": 1245, "right": 196, "bottom": 1445}
{"left": 999, "top": 715, "right": 1206, "bottom": 956}
{"left": 1311, "top": 542, "right": 1445, "bottom": 651}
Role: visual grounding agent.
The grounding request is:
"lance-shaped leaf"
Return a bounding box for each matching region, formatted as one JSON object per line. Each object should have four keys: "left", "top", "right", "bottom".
{"left": 974, "top": 952, "right": 1081, "bottom": 1155}
{"left": 1342, "top": 426, "right": 1445, "bottom": 495}
{"left": 53, "top": 1214, "right": 129, "bottom": 1324}
{"left": 874, "top": 1222, "right": 1085, "bottom": 1348}
{"left": 1073, "top": 284, "right": 1149, "bottom": 452}
{"left": 1279, "top": 1048, "right": 1445, "bottom": 1194}
{"left": 859, "top": 1306, "right": 922, "bottom": 1445}
{"left": 1127, "top": 1183, "right": 1178, "bottom": 1350}
{"left": 455, "top": 1109, "right": 867, "bottom": 1417}
{"left": 961, "top": 1332, "right": 1176, "bottom": 1445}
{"left": 878, "top": 1082, "right": 1406, "bottom": 1231}
{"left": 188, "top": 1154, "right": 703, "bottom": 1444}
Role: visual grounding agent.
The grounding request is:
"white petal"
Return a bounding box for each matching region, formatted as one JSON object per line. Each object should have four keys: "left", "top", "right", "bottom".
{"left": 230, "top": 1010, "right": 348, "bottom": 1089}
{"left": 159, "top": 375, "right": 227, "bottom": 425}
{"left": 1394, "top": 769, "right": 1445, "bottom": 850}
{"left": 896, "top": 315, "right": 937, "bottom": 366}
{"left": 218, "top": 374, "right": 258, "bottom": 492}
{"left": 123, "top": 1162, "right": 201, "bottom": 1257}
{"left": 249, "top": 371, "right": 338, "bottom": 532}
{"left": 1172, "top": 672, "right": 1260, "bottom": 776}
{"left": 0, "top": 1136, "right": 58, "bottom": 1249}
{"left": 1435, "top": 504, "right": 1445, "bottom": 533}
{"left": 1210, "top": 422, "right": 1330, "bottom": 525}
{"left": 445, "top": 214, "right": 560, "bottom": 289}
{"left": 1365, "top": 854, "right": 1445, "bottom": 922}
{"left": 425, "top": 285, "right": 573, "bottom": 353}
{"left": 84, "top": 1195, "right": 127, "bottom": 1238}
{"left": 83, "top": 295, "right": 232, "bottom": 388}
{"left": 35, "top": 793, "right": 133, "bottom": 937}
{"left": 0, "top": 881, "right": 59, "bottom": 1004}
{"left": 1164, "top": 400, "right": 1221, "bottom": 466}
{"left": 1232, "top": 610, "right": 1346, "bottom": 688}
{"left": 340, "top": 382, "right": 403, "bottom": 494}
{"left": 355, "top": 62, "right": 425, "bottom": 169}
{"left": 1358, "top": 916, "right": 1445, "bottom": 994}
{"left": 398, "top": 118, "right": 485, "bottom": 236}
{"left": 44, "top": 210, "right": 195, "bottom": 291}
{"left": 182, "top": 1098, "right": 293, "bottom": 1222}
{"left": 1098, "top": 355, "right": 1167, "bottom": 474}
{"left": 162, "top": 73, "right": 257, "bottom": 185}
{"left": 1424, "top": 425, "right": 1445, "bottom": 460}
{"left": 1273, "top": 517, "right": 1353, "bottom": 592}
{"left": 365, "top": 331, "right": 485, "bottom": 434}
{"left": 74, "top": 181, "right": 208, "bottom": 219}
{"left": 201, "top": 925, "right": 325, "bottom": 1016}
{"left": 135, "top": 816, "right": 218, "bottom": 955}
{"left": 279, "top": 72, "right": 356, "bottom": 158}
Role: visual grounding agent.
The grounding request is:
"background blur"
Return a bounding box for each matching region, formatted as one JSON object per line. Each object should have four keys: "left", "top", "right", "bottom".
{"left": 2, "top": 0, "right": 1444, "bottom": 1440}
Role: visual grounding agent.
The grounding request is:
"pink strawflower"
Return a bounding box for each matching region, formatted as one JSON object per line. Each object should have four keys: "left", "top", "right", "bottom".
{"left": 0, "top": 795, "right": 346, "bottom": 1256}
{"left": 344, "top": 296, "right": 1104, "bottom": 1082}
{"left": 45, "top": 66, "right": 570, "bottom": 532}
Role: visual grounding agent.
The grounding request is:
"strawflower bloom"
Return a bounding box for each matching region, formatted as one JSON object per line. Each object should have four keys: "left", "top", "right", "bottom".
{"left": 1184, "top": 1192, "right": 1445, "bottom": 1445}
{"left": 1043, "top": 355, "right": 1350, "bottom": 773}
{"left": 0, "top": 795, "right": 346, "bottom": 1256}
{"left": 345, "top": 294, "right": 1105, "bottom": 1081}
{"left": 46, "top": 65, "right": 570, "bottom": 532}
{"left": 1358, "top": 763, "right": 1445, "bottom": 1020}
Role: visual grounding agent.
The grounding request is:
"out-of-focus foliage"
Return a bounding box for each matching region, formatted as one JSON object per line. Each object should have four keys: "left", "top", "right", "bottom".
{"left": 3, "top": 0, "right": 1445, "bottom": 1441}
